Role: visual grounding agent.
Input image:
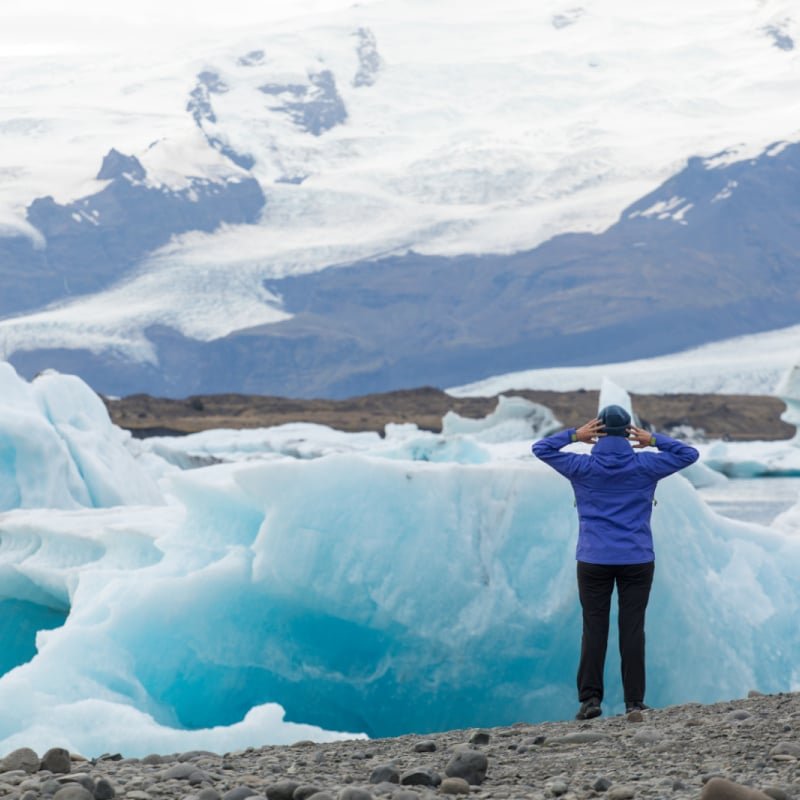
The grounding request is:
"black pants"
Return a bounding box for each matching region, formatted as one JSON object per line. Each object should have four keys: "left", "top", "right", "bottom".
{"left": 576, "top": 560, "right": 655, "bottom": 705}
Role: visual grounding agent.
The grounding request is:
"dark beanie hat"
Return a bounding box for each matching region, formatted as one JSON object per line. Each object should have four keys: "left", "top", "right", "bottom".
{"left": 599, "top": 404, "right": 631, "bottom": 436}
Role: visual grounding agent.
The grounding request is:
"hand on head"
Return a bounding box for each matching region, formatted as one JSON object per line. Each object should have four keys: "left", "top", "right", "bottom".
{"left": 627, "top": 425, "right": 654, "bottom": 449}
{"left": 575, "top": 418, "right": 606, "bottom": 443}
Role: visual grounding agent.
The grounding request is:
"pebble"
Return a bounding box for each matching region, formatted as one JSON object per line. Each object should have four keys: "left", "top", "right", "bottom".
{"left": 0, "top": 693, "right": 798, "bottom": 800}
{"left": 368, "top": 765, "right": 399, "bottom": 784}
{"left": 444, "top": 750, "right": 488, "bottom": 786}
{"left": 0, "top": 748, "right": 40, "bottom": 774}
{"left": 41, "top": 747, "right": 72, "bottom": 774}
{"left": 701, "top": 777, "right": 773, "bottom": 800}
{"left": 52, "top": 787, "right": 94, "bottom": 800}
{"left": 769, "top": 742, "right": 800, "bottom": 758}
{"left": 266, "top": 780, "right": 301, "bottom": 800}
{"left": 545, "top": 780, "right": 569, "bottom": 796}
{"left": 399, "top": 767, "right": 440, "bottom": 787}
{"left": 607, "top": 786, "right": 636, "bottom": 800}
{"left": 440, "top": 777, "right": 471, "bottom": 795}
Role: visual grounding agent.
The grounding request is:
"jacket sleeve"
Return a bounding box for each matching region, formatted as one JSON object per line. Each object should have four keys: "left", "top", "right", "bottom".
{"left": 531, "top": 429, "right": 586, "bottom": 480}
{"left": 639, "top": 433, "right": 699, "bottom": 480}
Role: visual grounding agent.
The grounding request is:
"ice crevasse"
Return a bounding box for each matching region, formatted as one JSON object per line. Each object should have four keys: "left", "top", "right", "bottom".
{"left": 0, "top": 364, "right": 799, "bottom": 757}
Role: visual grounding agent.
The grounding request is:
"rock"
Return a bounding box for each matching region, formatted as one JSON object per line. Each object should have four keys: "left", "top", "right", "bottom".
{"left": 305, "top": 794, "right": 335, "bottom": 800}
{"left": 141, "top": 755, "right": 163, "bottom": 765}
{"left": 727, "top": 710, "right": 752, "bottom": 721}
{"left": 400, "top": 768, "right": 440, "bottom": 787}
{"left": 94, "top": 777, "right": 116, "bottom": 800}
{"left": 124, "top": 791, "right": 152, "bottom": 800}
{"left": 547, "top": 733, "right": 608, "bottom": 745}
{"left": 748, "top": 690, "right": 765, "bottom": 697}
{"left": 53, "top": 787, "right": 94, "bottom": 800}
{"left": 193, "top": 750, "right": 221, "bottom": 760}
{"left": 608, "top": 787, "right": 636, "bottom": 800}
{"left": 468, "top": 731, "right": 491, "bottom": 746}
{"left": 392, "top": 793, "right": 421, "bottom": 800}
{"left": 546, "top": 781, "right": 569, "bottom": 797}
{"left": 1, "top": 748, "right": 40, "bottom": 774}
{"left": 701, "top": 778, "right": 773, "bottom": 800}
{"left": 672, "top": 781, "right": 688, "bottom": 791}
{"left": 22, "top": 791, "right": 38, "bottom": 800}
{"left": 162, "top": 764, "right": 198, "bottom": 780}
{"left": 294, "top": 786, "right": 326, "bottom": 800}
{"left": 338, "top": 790, "right": 374, "bottom": 800}
{"left": 770, "top": 742, "right": 800, "bottom": 758}
{"left": 41, "top": 748, "right": 71, "bottom": 775}
{"left": 444, "top": 750, "right": 488, "bottom": 786}
{"left": 763, "top": 789, "right": 790, "bottom": 800}
{"left": 440, "top": 778, "right": 471, "bottom": 795}
{"left": 594, "top": 778, "right": 612, "bottom": 792}
{"left": 59, "top": 774, "right": 95, "bottom": 792}
{"left": 197, "top": 790, "right": 222, "bottom": 800}
{"left": 626, "top": 711, "right": 644, "bottom": 723}
{"left": 632, "top": 728, "right": 662, "bottom": 745}
{"left": 266, "top": 781, "right": 301, "bottom": 800}
{"left": 369, "top": 766, "right": 400, "bottom": 784}
{"left": 223, "top": 788, "right": 260, "bottom": 800}
{"left": 42, "top": 778, "right": 63, "bottom": 795}
{"left": 368, "top": 782, "right": 397, "bottom": 796}
{"left": 413, "top": 741, "right": 437, "bottom": 753}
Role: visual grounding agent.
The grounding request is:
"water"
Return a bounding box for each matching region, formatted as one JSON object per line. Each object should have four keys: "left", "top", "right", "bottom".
{"left": 697, "top": 476, "right": 800, "bottom": 525}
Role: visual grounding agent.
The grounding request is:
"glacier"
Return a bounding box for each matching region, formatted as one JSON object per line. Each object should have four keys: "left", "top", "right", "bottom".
{"left": 1, "top": 364, "right": 800, "bottom": 757}
{"left": 2, "top": 0, "right": 800, "bottom": 394}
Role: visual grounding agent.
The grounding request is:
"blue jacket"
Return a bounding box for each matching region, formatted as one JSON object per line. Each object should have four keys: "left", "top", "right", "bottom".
{"left": 531, "top": 429, "right": 699, "bottom": 564}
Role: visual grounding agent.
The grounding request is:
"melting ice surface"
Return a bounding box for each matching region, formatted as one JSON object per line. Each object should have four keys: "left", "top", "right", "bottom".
{"left": 1, "top": 365, "right": 800, "bottom": 758}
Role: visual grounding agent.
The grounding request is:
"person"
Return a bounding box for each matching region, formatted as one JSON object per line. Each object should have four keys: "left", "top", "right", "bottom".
{"left": 531, "top": 404, "right": 699, "bottom": 720}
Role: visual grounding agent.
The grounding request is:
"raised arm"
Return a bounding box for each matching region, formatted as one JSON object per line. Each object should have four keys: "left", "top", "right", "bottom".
{"left": 531, "top": 419, "right": 604, "bottom": 479}
{"left": 629, "top": 425, "right": 699, "bottom": 479}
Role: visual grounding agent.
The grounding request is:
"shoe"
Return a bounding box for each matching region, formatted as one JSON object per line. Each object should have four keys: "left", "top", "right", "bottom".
{"left": 625, "top": 702, "right": 650, "bottom": 713}
{"left": 576, "top": 697, "right": 602, "bottom": 720}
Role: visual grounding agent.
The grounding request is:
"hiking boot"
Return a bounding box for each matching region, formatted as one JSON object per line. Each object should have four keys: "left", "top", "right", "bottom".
{"left": 625, "top": 702, "right": 650, "bottom": 713}
{"left": 576, "top": 697, "right": 602, "bottom": 720}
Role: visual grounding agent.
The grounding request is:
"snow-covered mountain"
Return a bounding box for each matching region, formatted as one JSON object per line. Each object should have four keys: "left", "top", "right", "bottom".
{"left": 1, "top": 0, "right": 799, "bottom": 397}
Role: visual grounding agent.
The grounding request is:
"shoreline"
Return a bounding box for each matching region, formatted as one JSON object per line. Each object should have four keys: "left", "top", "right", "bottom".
{"left": 2, "top": 692, "right": 799, "bottom": 800}
{"left": 103, "top": 389, "right": 794, "bottom": 442}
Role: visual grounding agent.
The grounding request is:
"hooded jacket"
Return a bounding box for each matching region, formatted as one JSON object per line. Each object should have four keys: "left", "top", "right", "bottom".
{"left": 531, "top": 429, "right": 699, "bottom": 564}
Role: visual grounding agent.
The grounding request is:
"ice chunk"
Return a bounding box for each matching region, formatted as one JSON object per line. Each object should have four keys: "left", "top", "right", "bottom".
{"left": 0, "top": 364, "right": 161, "bottom": 509}
{"left": 442, "top": 395, "right": 560, "bottom": 443}
{"left": 694, "top": 363, "right": 800, "bottom": 478}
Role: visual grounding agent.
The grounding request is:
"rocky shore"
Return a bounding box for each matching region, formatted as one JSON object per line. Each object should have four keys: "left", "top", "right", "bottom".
{"left": 104, "top": 388, "right": 793, "bottom": 442}
{"left": 2, "top": 693, "right": 799, "bottom": 800}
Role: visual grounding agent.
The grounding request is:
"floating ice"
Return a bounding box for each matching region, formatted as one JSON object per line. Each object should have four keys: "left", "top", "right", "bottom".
{"left": 695, "top": 363, "right": 800, "bottom": 478}
{"left": 0, "top": 364, "right": 161, "bottom": 509}
{"left": 1, "top": 366, "right": 800, "bottom": 757}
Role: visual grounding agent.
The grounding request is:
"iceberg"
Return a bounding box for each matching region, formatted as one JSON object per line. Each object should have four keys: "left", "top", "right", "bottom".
{"left": 695, "top": 362, "right": 800, "bottom": 478}
{"left": 1, "top": 364, "right": 800, "bottom": 757}
{"left": 0, "top": 364, "right": 162, "bottom": 509}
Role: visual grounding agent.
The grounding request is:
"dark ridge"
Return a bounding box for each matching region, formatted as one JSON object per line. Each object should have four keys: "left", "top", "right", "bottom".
{"left": 103, "top": 387, "right": 794, "bottom": 442}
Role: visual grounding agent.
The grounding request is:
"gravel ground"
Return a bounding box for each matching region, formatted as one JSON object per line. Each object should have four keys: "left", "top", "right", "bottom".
{"left": 2, "top": 693, "right": 799, "bottom": 800}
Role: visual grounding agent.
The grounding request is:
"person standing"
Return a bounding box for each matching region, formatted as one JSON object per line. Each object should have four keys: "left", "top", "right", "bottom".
{"left": 531, "top": 404, "right": 699, "bottom": 720}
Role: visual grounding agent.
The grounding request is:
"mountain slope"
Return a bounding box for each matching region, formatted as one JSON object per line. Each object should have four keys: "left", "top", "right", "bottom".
{"left": 1, "top": 1, "right": 799, "bottom": 396}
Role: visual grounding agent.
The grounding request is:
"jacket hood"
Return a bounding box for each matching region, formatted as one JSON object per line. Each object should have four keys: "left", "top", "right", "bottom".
{"left": 591, "top": 434, "right": 634, "bottom": 468}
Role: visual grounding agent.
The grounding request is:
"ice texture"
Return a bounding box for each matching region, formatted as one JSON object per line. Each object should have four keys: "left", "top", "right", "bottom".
{"left": 0, "top": 364, "right": 161, "bottom": 509}
{"left": 694, "top": 363, "right": 800, "bottom": 478}
{"left": 1, "top": 366, "right": 800, "bottom": 757}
